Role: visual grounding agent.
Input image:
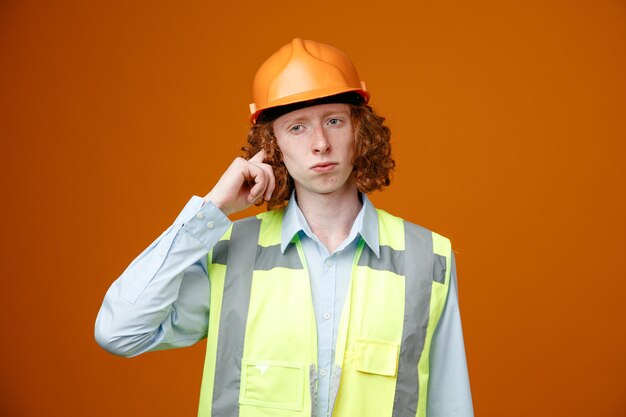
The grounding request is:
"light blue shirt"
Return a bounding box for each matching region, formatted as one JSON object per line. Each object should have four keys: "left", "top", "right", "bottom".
{"left": 95, "top": 194, "right": 473, "bottom": 417}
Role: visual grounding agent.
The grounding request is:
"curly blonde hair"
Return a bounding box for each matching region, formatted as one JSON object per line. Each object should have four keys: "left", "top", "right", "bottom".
{"left": 243, "top": 101, "right": 395, "bottom": 210}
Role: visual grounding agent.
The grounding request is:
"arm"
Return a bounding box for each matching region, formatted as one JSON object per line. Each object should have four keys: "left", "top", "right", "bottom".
{"left": 95, "top": 150, "right": 276, "bottom": 357}
{"left": 427, "top": 252, "right": 474, "bottom": 417}
{"left": 94, "top": 197, "right": 231, "bottom": 357}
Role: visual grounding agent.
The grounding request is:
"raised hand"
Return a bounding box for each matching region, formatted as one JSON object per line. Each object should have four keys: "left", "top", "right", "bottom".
{"left": 203, "top": 150, "right": 275, "bottom": 216}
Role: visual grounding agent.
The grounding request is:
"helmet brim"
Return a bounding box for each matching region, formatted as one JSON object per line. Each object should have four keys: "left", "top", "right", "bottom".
{"left": 250, "top": 88, "right": 369, "bottom": 124}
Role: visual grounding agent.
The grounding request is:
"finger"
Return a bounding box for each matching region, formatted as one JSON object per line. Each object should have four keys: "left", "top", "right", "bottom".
{"left": 250, "top": 161, "right": 275, "bottom": 201}
{"left": 258, "top": 164, "right": 275, "bottom": 201}
{"left": 248, "top": 149, "right": 267, "bottom": 164}
{"left": 240, "top": 159, "right": 263, "bottom": 184}
{"left": 247, "top": 168, "right": 268, "bottom": 202}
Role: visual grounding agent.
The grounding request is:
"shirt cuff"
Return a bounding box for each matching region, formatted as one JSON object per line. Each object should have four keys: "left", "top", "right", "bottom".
{"left": 181, "top": 196, "right": 232, "bottom": 248}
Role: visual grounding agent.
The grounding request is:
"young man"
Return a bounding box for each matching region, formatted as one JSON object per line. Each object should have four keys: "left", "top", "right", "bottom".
{"left": 96, "top": 38, "right": 473, "bottom": 417}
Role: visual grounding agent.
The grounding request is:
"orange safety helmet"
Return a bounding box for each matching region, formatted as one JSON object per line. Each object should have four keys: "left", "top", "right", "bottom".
{"left": 249, "top": 38, "right": 370, "bottom": 124}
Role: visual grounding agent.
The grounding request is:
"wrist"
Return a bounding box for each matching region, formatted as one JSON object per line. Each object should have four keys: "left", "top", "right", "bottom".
{"left": 203, "top": 192, "right": 231, "bottom": 216}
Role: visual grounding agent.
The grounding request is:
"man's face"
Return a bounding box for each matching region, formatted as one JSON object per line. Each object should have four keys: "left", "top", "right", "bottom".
{"left": 272, "top": 103, "right": 355, "bottom": 198}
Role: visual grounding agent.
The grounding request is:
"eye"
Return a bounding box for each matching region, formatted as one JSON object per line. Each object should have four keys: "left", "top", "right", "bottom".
{"left": 327, "top": 117, "right": 343, "bottom": 126}
{"left": 289, "top": 124, "right": 305, "bottom": 133}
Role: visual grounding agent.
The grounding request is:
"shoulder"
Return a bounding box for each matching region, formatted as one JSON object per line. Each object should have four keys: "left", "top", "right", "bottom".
{"left": 376, "top": 208, "right": 451, "bottom": 249}
{"left": 230, "top": 208, "right": 285, "bottom": 225}
{"left": 227, "top": 208, "right": 285, "bottom": 244}
{"left": 375, "top": 208, "right": 444, "bottom": 236}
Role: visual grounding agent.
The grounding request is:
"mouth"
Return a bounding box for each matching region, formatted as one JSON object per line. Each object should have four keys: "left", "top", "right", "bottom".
{"left": 310, "top": 162, "right": 338, "bottom": 173}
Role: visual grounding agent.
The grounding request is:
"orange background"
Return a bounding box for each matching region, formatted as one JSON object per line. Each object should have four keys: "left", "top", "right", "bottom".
{"left": 1, "top": 1, "right": 625, "bottom": 416}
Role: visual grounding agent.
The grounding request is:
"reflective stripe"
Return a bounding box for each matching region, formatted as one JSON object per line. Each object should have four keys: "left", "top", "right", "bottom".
{"left": 309, "top": 364, "right": 317, "bottom": 417}
{"left": 212, "top": 217, "right": 261, "bottom": 417}
{"left": 254, "top": 244, "right": 303, "bottom": 271}
{"left": 211, "top": 241, "right": 229, "bottom": 265}
{"left": 392, "top": 222, "right": 434, "bottom": 417}
{"left": 357, "top": 245, "right": 404, "bottom": 275}
{"left": 433, "top": 254, "right": 446, "bottom": 284}
{"left": 328, "top": 365, "right": 342, "bottom": 414}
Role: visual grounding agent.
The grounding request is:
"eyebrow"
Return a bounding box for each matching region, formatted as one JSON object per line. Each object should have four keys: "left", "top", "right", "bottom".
{"left": 278, "top": 109, "right": 350, "bottom": 128}
{"left": 320, "top": 109, "right": 350, "bottom": 119}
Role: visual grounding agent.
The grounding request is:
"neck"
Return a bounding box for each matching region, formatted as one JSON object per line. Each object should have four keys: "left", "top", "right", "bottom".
{"left": 295, "top": 185, "right": 362, "bottom": 253}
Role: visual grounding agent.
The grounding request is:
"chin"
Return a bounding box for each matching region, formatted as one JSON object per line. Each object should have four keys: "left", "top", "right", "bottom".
{"left": 294, "top": 174, "right": 355, "bottom": 196}
{"left": 312, "top": 182, "right": 355, "bottom": 196}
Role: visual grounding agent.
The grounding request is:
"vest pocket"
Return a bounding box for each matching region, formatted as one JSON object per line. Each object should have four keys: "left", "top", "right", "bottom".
{"left": 355, "top": 339, "right": 400, "bottom": 377}
{"left": 239, "top": 359, "right": 305, "bottom": 411}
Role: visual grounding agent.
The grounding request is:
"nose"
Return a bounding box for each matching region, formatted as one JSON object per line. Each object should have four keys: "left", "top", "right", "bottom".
{"left": 312, "top": 126, "right": 331, "bottom": 154}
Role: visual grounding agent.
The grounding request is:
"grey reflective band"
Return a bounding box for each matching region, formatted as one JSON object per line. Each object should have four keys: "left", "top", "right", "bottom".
{"left": 309, "top": 364, "right": 318, "bottom": 417}
{"left": 328, "top": 365, "right": 342, "bottom": 415}
{"left": 254, "top": 244, "right": 303, "bottom": 271}
{"left": 357, "top": 245, "right": 404, "bottom": 275}
{"left": 392, "top": 222, "right": 434, "bottom": 417}
{"left": 433, "top": 253, "right": 447, "bottom": 284}
{"left": 212, "top": 217, "right": 261, "bottom": 417}
{"left": 211, "top": 240, "right": 229, "bottom": 265}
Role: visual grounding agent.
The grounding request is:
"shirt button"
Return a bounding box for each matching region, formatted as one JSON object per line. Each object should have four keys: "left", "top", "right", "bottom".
{"left": 324, "top": 260, "right": 332, "bottom": 268}
{"left": 196, "top": 212, "right": 205, "bottom": 220}
{"left": 320, "top": 368, "right": 327, "bottom": 376}
{"left": 323, "top": 312, "right": 331, "bottom": 320}
{"left": 206, "top": 221, "right": 214, "bottom": 229}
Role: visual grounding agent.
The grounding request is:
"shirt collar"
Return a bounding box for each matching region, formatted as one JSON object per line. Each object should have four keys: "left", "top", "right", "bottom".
{"left": 281, "top": 192, "right": 380, "bottom": 258}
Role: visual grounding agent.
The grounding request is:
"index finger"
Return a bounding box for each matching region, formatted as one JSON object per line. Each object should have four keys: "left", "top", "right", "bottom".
{"left": 249, "top": 149, "right": 266, "bottom": 164}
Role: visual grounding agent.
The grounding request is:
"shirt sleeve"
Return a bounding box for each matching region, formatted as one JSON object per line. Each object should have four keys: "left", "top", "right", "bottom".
{"left": 427, "top": 252, "right": 474, "bottom": 417}
{"left": 94, "top": 196, "right": 232, "bottom": 358}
